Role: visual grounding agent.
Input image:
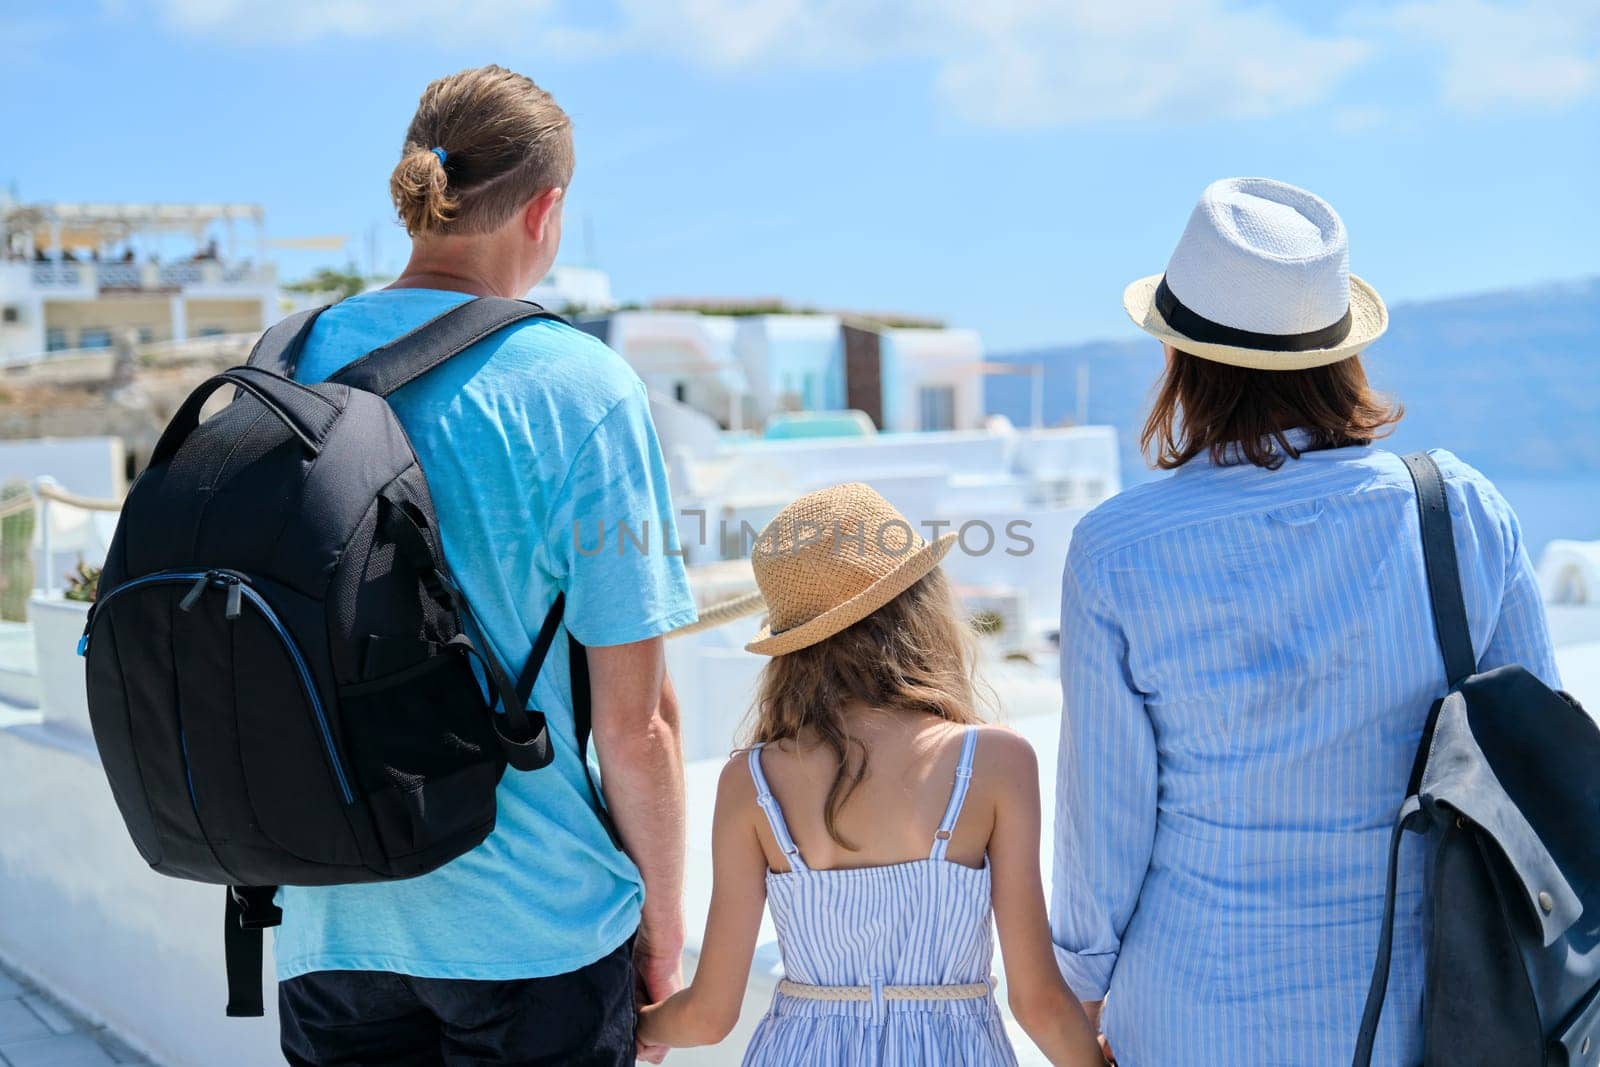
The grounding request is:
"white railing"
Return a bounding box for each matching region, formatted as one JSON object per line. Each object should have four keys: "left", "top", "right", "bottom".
{"left": 31, "top": 477, "right": 120, "bottom": 599}
{"left": 29, "top": 261, "right": 83, "bottom": 287}
{"left": 0, "top": 330, "right": 260, "bottom": 372}
{"left": 95, "top": 262, "right": 143, "bottom": 288}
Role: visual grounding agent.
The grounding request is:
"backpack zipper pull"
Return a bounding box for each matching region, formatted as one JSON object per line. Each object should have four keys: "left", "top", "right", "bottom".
{"left": 224, "top": 577, "right": 243, "bottom": 620}
{"left": 179, "top": 574, "right": 210, "bottom": 613}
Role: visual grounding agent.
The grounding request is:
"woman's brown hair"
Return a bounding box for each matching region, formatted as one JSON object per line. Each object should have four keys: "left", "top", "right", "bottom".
{"left": 1140, "top": 348, "right": 1403, "bottom": 470}
{"left": 390, "top": 65, "right": 574, "bottom": 237}
{"left": 744, "top": 567, "right": 988, "bottom": 851}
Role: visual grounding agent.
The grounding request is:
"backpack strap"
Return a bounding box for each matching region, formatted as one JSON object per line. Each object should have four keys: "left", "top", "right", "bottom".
{"left": 223, "top": 885, "right": 281, "bottom": 1018}
{"left": 560, "top": 630, "right": 624, "bottom": 851}
{"left": 1350, "top": 796, "right": 1427, "bottom": 1066}
{"left": 328, "top": 297, "right": 563, "bottom": 397}
{"left": 1400, "top": 452, "right": 1477, "bottom": 689}
{"left": 245, "top": 305, "right": 329, "bottom": 375}
{"left": 378, "top": 491, "right": 619, "bottom": 846}
{"left": 1352, "top": 453, "right": 1481, "bottom": 1065}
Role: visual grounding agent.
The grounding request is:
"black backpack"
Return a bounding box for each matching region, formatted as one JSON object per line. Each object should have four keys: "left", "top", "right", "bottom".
{"left": 81, "top": 297, "right": 616, "bottom": 1017}
{"left": 1353, "top": 453, "right": 1599, "bottom": 1066}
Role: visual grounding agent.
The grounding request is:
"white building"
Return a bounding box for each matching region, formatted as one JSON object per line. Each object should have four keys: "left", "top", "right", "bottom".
{"left": 0, "top": 199, "right": 278, "bottom": 364}
{"left": 582, "top": 305, "right": 985, "bottom": 435}
{"left": 596, "top": 310, "right": 749, "bottom": 428}
{"left": 526, "top": 264, "right": 615, "bottom": 314}
{"left": 875, "top": 324, "right": 986, "bottom": 433}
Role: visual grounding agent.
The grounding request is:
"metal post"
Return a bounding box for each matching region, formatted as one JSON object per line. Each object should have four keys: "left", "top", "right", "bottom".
{"left": 1032, "top": 364, "right": 1045, "bottom": 429}
{"left": 34, "top": 476, "right": 55, "bottom": 599}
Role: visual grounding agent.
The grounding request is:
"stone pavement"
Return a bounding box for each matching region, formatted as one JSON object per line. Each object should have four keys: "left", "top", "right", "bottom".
{"left": 0, "top": 962, "right": 156, "bottom": 1067}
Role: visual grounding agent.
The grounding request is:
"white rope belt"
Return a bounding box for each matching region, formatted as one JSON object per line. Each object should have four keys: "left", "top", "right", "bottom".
{"left": 776, "top": 978, "right": 993, "bottom": 1002}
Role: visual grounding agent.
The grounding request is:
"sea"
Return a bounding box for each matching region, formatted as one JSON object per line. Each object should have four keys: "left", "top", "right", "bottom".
{"left": 1113, "top": 467, "right": 1600, "bottom": 565}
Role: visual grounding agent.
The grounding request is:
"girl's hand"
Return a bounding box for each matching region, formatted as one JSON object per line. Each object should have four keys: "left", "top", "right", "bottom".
{"left": 633, "top": 756, "right": 772, "bottom": 1052}
{"left": 634, "top": 935, "right": 683, "bottom": 1063}
{"left": 986, "top": 729, "right": 1105, "bottom": 1065}
{"left": 636, "top": 1001, "right": 671, "bottom": 1060}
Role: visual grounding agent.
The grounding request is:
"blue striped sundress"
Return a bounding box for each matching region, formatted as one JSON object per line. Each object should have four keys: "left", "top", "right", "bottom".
{"left": 742, "top": 725, "right": 1019, "bottom": 1066}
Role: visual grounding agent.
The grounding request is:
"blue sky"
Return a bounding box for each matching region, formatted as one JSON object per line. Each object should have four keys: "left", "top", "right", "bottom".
{"left": 3, "top": 1, "right": 1597, "bottom": 350}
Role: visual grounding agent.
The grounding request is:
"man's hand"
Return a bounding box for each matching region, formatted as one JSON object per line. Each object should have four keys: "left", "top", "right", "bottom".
{"left": 634, "top": 920, "right": 685, "bottom": 1064}
{"left": 587, "top": 644, "right": 687, "bottom": 1064}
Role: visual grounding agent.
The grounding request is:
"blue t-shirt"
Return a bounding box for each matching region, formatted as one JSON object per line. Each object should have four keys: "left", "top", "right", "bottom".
{"left": 273, "top": 289, "right": 697, "bottom": 981}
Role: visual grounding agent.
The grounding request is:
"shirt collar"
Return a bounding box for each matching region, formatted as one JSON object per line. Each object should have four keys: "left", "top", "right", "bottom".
{"left": 1179, "top": 427, "right": 1321, "bottom": 472}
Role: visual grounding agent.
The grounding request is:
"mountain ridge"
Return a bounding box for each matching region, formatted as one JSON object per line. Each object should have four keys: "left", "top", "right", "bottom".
{"left": 985, "top": 276, "right": 1600, "bottom": 484}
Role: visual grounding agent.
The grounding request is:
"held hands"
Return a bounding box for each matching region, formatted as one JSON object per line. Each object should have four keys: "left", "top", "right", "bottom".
{"left": 634, "top": 918, "right": 685, "bottom": 1064}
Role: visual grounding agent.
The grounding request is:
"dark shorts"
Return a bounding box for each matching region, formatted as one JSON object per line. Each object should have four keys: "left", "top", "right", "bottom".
{"left": 278, "top": 938, "right": 636, "bottom": 1066}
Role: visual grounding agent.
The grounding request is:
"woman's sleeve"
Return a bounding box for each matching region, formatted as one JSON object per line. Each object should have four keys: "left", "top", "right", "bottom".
{"left": 1479, "top": 500, "right": 1562, "bottom": 689}
{"left": 1050, "top": 541, "right": 1158, "bottom": 1001}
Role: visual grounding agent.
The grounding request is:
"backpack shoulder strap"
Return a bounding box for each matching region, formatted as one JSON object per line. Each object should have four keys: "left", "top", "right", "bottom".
{"left": 245, "top": 305, "right": 329, "bottom": 376}
{"left": 1401, "top": 451, "right": 1476, "bottom": 689}
{"left": 328, "top": 297, "right": 563, "bottom": 397}
{"left": 1351, "top": 796, "right": 1427, "bottom": 1066}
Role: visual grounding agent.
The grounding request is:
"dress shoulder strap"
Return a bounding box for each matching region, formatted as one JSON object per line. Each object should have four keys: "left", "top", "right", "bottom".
{"left": 747, "top": 744, "right": 809, "bottom": 873}
{"left": 930, "top": 726, "right": 980, "bottom": 861}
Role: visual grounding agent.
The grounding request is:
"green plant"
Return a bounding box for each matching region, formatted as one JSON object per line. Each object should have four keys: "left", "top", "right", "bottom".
{"left": 0, "top": 482, "right": 35, "bottom": 622}
{"left": 285, "top": 264, "right": 369, "bottom": 302}
{"left": 970, "top": 609, "right": 1005, "bottom": 636}
{"left": 63, "top": 560, "right": 100, "bottom": 603}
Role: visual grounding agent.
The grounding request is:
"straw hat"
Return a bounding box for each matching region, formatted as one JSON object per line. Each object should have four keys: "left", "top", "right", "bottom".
{"left": 1123, "top": 177, "right": 1388, "bottom": 371}
{"left": 745, "top": 483, "right": 956, "bottom": 656}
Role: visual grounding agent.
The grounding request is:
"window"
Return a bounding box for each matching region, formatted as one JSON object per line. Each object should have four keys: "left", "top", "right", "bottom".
{"left": 45, "top": 328, "right": 68, "bottom": 352}
{"left": 673, "top": 381, "right": 688, "bottom": 404}
{"left": 79, "top": 328, "right": 113, "bottom": 349}
{"left": 197, "top": 326, "right": 226, "bottom": 338}
{"left": 137, "top": 327, "right": 155, "bottom": 344}
{"left": 918, "top": 385, "right": 956, "bottom": 431}
{"left": 1, "top": 306, "right": 18, "bottom": 324}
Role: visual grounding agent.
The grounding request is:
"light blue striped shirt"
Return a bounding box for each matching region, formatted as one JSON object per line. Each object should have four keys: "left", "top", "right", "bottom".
{"left": 1050, "top": 440, "right": 1560, "bottom": 1067}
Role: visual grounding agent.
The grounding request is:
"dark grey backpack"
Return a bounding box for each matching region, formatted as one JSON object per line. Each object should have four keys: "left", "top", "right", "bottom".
{"left": 83, "top": 298, "right": 617, "bottom": 1018}
{"left": 1353, "top": 453, "right": 1599, "bottom": 1066}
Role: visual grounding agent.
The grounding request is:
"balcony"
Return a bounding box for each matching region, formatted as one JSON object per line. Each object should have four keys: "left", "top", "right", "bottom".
{"left": 20, "top": 260, "right": 272, "bottom": 294}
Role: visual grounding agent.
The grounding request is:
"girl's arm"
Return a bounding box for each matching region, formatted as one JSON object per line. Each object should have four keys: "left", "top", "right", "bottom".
{"left": 987, "top": 731, "right": 1105, "bottom": 1066}
{"left": 638, "top": 755, "right": 769, "bottom": 1049}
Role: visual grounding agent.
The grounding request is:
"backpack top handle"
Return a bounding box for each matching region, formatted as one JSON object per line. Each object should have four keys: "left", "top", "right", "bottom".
{"left": 148, "top": 366, "right": 341, "bottom": 468}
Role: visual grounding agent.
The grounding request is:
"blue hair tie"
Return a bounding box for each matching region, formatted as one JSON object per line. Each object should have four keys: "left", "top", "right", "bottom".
{"left": 430, "top": 146, "right": 448, "bottom": 165}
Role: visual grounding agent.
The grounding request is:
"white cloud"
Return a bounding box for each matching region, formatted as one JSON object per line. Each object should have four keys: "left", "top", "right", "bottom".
{"left": 153, "top": 0, "right": 574, "bottom": 48}
{"left": 1370, "top": 0, "right": 1600, "bottom": 111}
{"left": 143, "top": 0, "right": 1600, "bottom": 124}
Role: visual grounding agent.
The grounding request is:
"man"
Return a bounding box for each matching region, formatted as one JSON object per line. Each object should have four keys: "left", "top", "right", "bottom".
{"left": 273, "top": 65, "right": 697, "bottom": 1065}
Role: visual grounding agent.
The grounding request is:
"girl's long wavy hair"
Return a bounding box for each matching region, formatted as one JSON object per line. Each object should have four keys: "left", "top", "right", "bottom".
{"left": 743, "top": 566, "right": 989, "bottom": 851}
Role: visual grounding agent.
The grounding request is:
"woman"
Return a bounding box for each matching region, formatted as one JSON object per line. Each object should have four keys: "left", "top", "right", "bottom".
{"left": 1049, "top": 177, "right": 1560, "bottom": 1066}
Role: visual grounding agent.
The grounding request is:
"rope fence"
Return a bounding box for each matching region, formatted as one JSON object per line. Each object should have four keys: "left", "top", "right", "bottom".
{"left": 5, "top": 477, "right": 768, "bottom": 633}
{"left": 668, "top": 589, "right": 767, "bottom": 637}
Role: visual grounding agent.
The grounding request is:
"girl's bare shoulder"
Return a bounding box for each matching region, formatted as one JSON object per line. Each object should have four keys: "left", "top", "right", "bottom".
{"left": 716, "top": 748, "right": 761, "bottom": 805}
{"left": 970, "top": 724, "right": 1040, "bottom": 790}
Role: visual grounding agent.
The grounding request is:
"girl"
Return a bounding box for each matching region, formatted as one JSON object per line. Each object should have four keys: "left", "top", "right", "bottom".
{"left": 639, "top": 483, "right": 1103, "bottom": 1065}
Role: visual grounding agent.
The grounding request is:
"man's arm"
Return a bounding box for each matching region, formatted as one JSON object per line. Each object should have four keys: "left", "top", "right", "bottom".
{"left": 587, "top": 638, "right": 686, "bottom": 1062}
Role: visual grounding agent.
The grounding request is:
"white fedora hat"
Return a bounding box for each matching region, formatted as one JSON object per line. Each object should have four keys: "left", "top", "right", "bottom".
{"left": 1123, "top": 177, "right": 1387, "bottom": 371}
